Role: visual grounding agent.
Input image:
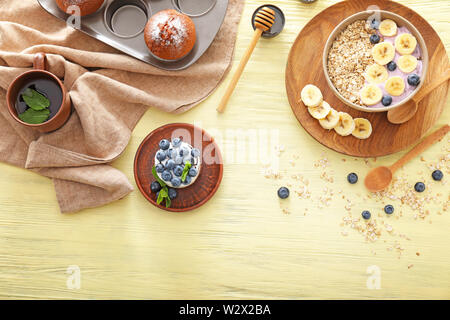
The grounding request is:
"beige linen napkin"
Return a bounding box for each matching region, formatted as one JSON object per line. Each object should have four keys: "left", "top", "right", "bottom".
{"left": 0, "top": 0, "right": 244, "bottom": 212}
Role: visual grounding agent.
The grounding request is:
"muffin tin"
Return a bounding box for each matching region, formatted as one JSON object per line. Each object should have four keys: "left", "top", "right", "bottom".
{"left": 37, "top": 0, "right": 228, "bottom": 70}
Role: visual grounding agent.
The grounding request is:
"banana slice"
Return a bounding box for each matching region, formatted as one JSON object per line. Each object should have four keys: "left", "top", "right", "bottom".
{"left": 308, "top": 101, "right": 331, "bottom": 120}
{"left": 360, "top": 84, "right": 383, "bottom": 105}
{"left": 398, "top": 55, "right": 418, "bottom": 73}
{"left": 379, "top": 19, "right": 397, "bottom": 36}
{"left": 365, "top": 64, "right": 388, "bottom": 83}
{"left": 334, "top": 112, "right": 355, "bottom": 136}
{"left": 385, "top": 76, "right": 405, "bottom": 96}
{"left": 352, "top": 118, "right": 373, "bottom": 139}
{"left": 319, "top": 108, "right": 340, "bottom": 129}
{"left": 301, "top": 84, "right": 323, "bottom": 107}
{"left": 395, "top": 33, "right": 417, "bottom": 55}
{"left": 371, "top": 42, "right": 395, "bottom": 65}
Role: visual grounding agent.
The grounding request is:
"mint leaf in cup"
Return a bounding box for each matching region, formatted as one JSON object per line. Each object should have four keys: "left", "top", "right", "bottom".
{"left": 22, "top": 88, "right": 50, "bottom": 111}
{"left": 18, "top": 108, "right": 50, "bottom": 124}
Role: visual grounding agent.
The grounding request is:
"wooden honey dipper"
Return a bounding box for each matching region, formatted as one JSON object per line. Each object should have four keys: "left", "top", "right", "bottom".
{"left": 216, "top": 6, "right": 275, "bottom": 113}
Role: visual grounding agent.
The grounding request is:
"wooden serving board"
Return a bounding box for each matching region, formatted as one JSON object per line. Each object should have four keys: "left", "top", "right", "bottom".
{"left": 285, "top": 0, "right": 449, "bottom": 157}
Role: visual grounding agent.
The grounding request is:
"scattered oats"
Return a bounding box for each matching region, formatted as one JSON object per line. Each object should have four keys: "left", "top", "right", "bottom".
{"left": 408, "top": 264, "right": 414, "bottom": 269}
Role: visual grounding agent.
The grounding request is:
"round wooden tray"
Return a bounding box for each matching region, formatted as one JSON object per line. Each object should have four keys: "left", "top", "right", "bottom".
{"left": 134, "top": 123, "right": 223, "bottom": 212}
{"left": 285, "top": 0, "right": 449, "bottom": 157}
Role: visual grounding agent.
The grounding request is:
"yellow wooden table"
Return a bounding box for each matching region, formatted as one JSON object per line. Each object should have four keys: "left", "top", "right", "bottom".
{"left": 0, "top": 0, "right": 449, "bottom": 299}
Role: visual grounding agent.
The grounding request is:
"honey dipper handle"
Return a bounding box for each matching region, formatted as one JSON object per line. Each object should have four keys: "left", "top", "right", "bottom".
{"left": 413, "top": 68, "right": 450, "bottom": 103}
{"left": 390, "top": 124, "right": 450, "bottom": 173}
{"left": 217, "top": 28, "right": 263, "bottom": 113}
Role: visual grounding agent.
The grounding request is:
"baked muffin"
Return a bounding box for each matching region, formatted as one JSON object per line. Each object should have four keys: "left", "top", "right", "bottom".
{"left": 144, "top": 9, "right": 196, "bottom": 61}
{"left": 55, "top": 0, "right": 104, "bottom": 16}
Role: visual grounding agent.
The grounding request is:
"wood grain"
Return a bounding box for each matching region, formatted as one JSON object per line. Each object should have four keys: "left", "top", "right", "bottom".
{"left": 134, "top": 123, "right": 223, "bottom": 212}
{"left": 286, "top": 0, "right": 449, "bottom": 157}
{"left": 0, "top": 0, "right": 449, "bottom": 300}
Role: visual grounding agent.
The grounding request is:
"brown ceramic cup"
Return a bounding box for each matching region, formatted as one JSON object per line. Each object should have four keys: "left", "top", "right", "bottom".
{"left": 6, "top": 53, "right": 71, "bottom": 133}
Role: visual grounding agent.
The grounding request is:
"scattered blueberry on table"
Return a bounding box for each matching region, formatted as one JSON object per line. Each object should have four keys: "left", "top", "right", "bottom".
{"left": 407, "top": 74, "right": 420, "bottom": 86}
{"left": 414, "top": 182, "right": 425, "bottom": 192}
{"left": 432, "top": 170, "right": 443, "bottom": 181}
{"left": 381, "top": 95, "right": 393, "bottom": 106}
{"left": 150, "top": 181, "right": 161, "bottom": 193}
{"left": 347, "top": 173, "right": 358, "bottom": 184}
{"left": 384, "top": 204, "right": 394, "bottom": 214}
{"left": 370, "top": 34, "right": 380, "bottom": 44}
{"left": 387, "top": 61, "right": 397, "bottom": 71}
{"left": 361, "top": 210, "right": 371, "bottom": 220}
{"left": 277, "top": 187, "right": 290, "bottom": 199}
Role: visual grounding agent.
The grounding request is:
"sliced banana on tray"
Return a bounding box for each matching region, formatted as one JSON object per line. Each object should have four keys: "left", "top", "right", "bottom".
{"left": 319, "top": 107, "right": 340, "bottom": 129}
{"left": 379, "top": 19, "right": 397, "bottom": 37}
{"left": 385, "top": 76, "right": 405, "bottom": 96}
{"left": 398, "top": 54, "right": 418, "bottom": 73}
{"left": 352, "top": 118, "right": 373, "bottom": 139}
{"left": 395, "top": 33, "right": 417, "bottom": 55}
{"left": 301, "top": 84, "right": 323, "bottom": 107}
{"left": 360, "top": 84, "right": 383, "bottom": 105}
{"left": 365, "top": 64, "right": 388, "bottom": 83}
{"left": 308, "top": 101, "right": 331, "bottom": 120}
{"left": 334, "top": 112, "right": 355, "bottom": 137}
{"left": 371, "top": 42, "right": 396, "bottom": 65}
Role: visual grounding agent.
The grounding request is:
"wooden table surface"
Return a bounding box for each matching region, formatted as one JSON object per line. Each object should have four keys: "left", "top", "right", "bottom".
{"left": 0, "top": 0, "right": 449, "bottom": 299}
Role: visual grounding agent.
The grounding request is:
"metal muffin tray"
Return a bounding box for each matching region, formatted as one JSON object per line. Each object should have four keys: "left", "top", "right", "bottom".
{"left": 37, "top": 0, "right": 228, "bottom": 70}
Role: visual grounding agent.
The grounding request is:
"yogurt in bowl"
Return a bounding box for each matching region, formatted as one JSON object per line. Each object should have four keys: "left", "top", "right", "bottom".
{"left": 323, "top": 10, "right": 428, "bottom": 113}
{"left": 154, "top": 137, "right": 201, "bottom": 188}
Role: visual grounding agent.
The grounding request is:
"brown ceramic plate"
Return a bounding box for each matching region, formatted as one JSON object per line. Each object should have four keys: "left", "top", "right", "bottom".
{"left": 134, "top": 123, "right": 223, "bottom": 212}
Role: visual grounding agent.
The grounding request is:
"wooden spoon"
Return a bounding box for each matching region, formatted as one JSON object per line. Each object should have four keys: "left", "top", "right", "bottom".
{"left": 216, "top": 7, "right": 275, "bottom": 113}
{"left": 364, "top": 124, "right": 450, "bottom": 192}
{"left": 387, "top": 68, "right": 450, "bottom": 124}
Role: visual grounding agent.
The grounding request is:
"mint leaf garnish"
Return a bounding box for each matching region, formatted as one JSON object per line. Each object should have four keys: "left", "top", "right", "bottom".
{"left": 22, "top": 88, "right": 50, "bottom": 111}
{"left": 181, "top": 161, "right": 191, "bottom": 182}
{"left": 152, "top": 165, "right": 171, "bottom": 208}
{"left": 18, "top": 108, "right": 50, "bottom": 124}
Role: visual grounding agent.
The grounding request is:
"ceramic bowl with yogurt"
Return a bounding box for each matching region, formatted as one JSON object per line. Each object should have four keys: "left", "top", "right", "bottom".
{"left": 323, "top": 10, "right": 428, "bottom": 113}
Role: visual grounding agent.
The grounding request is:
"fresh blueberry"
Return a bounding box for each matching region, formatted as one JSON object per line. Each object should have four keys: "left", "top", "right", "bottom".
{"left": 370, "top": 18, "right": 380, "bottom": 29}
{"left": 432, "top": 170, "right": 443, "bottom": 181}
{"left": 173, "top": 165, "right": 184, "bottom": 177}
{"left": 167, "top": 148, "right": 173, "bottom": 159}
{"left": 191, "top": 148, "right": 200, "bottom": 158}
{"left": 172, "top": 137, "right": 182, "bottom": 147}
{"left": 155, "top": 163, "right": 164, "bottom": 173}
{"left": 188, "top": 167, "right": 198, "bottom": 177}
{"left": 165, "top": 159, "right": 175, "bottom": 170}
{"left": 387, "top": 61, "right": 397, "bottom": 71}
{"left": 277, "top": 187, "right": 289, "bottom": 199}
{"left": 347, "top": 173, "right": 358, "bottom": 184}
{"left": 159, "top": 139, "right": 170, "bottom": 150}
{"left": 362, "top": 210, "right": 371, "bottom": 220}
{"left": 174, "top": 156, "right": 183, "bottom": 165}
{"left": 381, "top": 95, "right": 393, "bottom": 106}
{"left": 183, "top": 175, "right": 192, "bottom": 185}
{"left": 171, "top": 177, "right": 181, "bottom": 187}
{"left": 384, "top": 204, "right": 394, "bottom": 214}
{"left": 156, "top": 150, "right": 166, "bottom": 162}
{"left": 370, "top": 34, "right": 380, "bottom": 44}
{"left": 179, "top": 149, "right": 184, "bottom": 156}
{"left": 414, "top": 182, "right": 425, "bottom": 192}
{"left": 168, "top": 188, "right": 177, "bottom": 200}
{"left": 161, "top": 170, "right": 172, "bottom": 182}
{"left": 407, "top": 74, "right": 420, "bottom": 86}
{"left": 150, "top": 181, "right": 161, "bottom": 193}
